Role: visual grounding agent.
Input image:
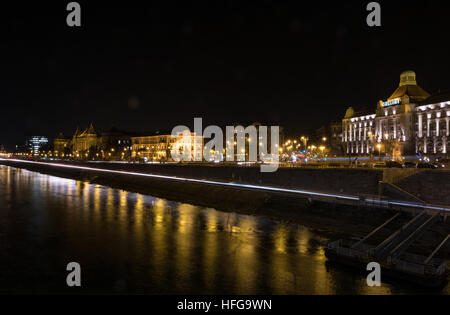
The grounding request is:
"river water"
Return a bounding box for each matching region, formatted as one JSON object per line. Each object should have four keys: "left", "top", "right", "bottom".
{"left": 0, "top": 165, "right": 448, "bottom": 294}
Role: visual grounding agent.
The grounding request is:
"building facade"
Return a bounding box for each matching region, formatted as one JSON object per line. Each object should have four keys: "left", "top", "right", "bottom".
{"left": 98, "top": 127, "right": 133, "bottom": 160}
{"left": 72, "top": 123, "right": 98, "bottom": 154}
{"left": 342, "top": 71, "right": 450, "bottom": 157}
{"left": 131, "top": 131, "right": 203, "bottom": 162}
{"left": 315, "top": 121, "right": 343, "bottom": 156}
{"left": 54, "top": 125, "right": 136, "bottom": 160}
{"left": 53, "top": 132, "right": 70, "bottom": 156}
{"left": 26, "top": 136, "right": 49, "bottom": 156}
{"left": 415, "top": 92, "right": 450, "bottom": 155}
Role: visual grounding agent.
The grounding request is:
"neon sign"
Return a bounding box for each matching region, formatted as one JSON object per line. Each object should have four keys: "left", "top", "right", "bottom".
{"left": 382, "top": 98, "right": 401, "bottom": 107}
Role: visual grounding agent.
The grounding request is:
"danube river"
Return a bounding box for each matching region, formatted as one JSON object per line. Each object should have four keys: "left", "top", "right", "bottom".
{"left": 0, "top": 165, "right": 448, "bottom": 294}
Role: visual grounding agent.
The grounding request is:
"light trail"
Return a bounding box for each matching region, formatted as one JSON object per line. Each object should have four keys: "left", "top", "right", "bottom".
{"left": 1, "top": 158, "right": 450, "bottom": 213}
{"left": 1, "top": 158, "right": 359, "bottom": 200}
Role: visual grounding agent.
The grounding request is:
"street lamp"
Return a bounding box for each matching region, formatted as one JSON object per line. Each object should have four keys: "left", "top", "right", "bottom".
{"left": 301, "top": 136, "right": 309, "bottom": 149}
{"left": 319, "top": 145, "right": 326, "bottom": 159}
{"left": 384, "top": 133, "right": 389, "bottom": 157}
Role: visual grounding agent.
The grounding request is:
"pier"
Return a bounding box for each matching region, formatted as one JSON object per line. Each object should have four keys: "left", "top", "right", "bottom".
{"left": 327, "top": 211, "right": 449, "bottom": 287}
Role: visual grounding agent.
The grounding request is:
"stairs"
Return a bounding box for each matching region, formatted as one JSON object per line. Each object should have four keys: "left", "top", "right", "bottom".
{"left": 374, "top": 212, "right": 439, "bottom": 259}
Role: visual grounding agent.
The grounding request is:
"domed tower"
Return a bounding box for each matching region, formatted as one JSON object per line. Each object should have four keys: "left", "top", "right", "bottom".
{"left": 376, "top": 71, "right": 429, "bottom": 156}
{"left": 344, "top": 107, "right": 355, "bottom": 119}
{"left": 387, "top": 70, "right": 430, "bottom": 103}
{"left": 399, "top": 70, "right": 417, "bottom": 86}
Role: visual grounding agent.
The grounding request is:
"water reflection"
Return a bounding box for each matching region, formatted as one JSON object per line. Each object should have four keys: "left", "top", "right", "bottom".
{"left": 0, "top": 165, "right": 448, "bottom": 294}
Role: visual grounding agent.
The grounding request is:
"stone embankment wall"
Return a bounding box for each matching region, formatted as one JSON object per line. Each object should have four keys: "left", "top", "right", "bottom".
{"left": 396, "top": 170, "right": 450, "bottom": 205}
{"left": 69, "top": 162, "right": 384, "bottom": 196}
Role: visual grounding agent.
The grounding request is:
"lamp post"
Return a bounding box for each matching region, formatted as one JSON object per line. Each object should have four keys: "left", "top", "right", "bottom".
{"left": 384, "top": 133, "right": 390, "bottom": 158}
{"left": 301, "top": 136, "right": 309, "bottom": 150}
{"left": 319, "top": 145, "right": 326, "bottom": 161}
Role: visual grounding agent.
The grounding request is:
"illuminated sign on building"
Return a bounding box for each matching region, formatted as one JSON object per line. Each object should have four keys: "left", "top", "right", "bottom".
{"left": 382, "top": 98, "right": 401, "bottom": 107}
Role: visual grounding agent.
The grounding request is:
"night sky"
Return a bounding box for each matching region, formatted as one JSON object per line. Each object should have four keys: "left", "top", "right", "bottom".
{"left": 1, "top": 0, "right": 450, "bottom": 148}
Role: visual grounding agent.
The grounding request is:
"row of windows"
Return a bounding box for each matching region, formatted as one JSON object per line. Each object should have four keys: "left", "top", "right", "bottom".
{"left": 417, "top": 111, "right": 450, "bottom": 119}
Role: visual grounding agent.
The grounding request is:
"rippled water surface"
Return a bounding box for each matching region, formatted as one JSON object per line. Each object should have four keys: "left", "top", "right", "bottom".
{"left": 0, "top": 165, "right": 448, "bottom": 294}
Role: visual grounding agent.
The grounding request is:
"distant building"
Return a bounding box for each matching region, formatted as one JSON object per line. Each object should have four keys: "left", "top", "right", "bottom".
{"left": 14, "top": 144, "right": 29, "bottom": 155}
{"left": 131, "top": 130, "right": 203, "bottom": 162}
{"left": 26, "top": 136, "right": 49, "bottom": 156}
{"left": 99, "top": 127, "right": 133, "bottom": 160}
{"left": 54, "top": 124, "right": 135, "bottom": 160}
{"left": 315, "top": 121, "right": 342, "bottom": 156}
{"left": 342, "top": 71, "right": 450, "bottom": 157}
{"left": 53, "top": 133, "right": 70, "bottom": 156}
{"left": 225, "top": 122, "right": 284, "bottom": 162}
{"left": 72, "top": 123, "right": 98, "bottom": 156}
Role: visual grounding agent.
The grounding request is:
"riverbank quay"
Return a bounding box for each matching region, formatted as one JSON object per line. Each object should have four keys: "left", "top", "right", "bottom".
{"left": 1, "top": 158, "right": 449, "bottom": 259}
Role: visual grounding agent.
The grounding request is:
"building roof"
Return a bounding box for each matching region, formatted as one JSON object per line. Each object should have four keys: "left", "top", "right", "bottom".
{"left": 101, "top": 126, "right": 124, "bottom": 136}
{"left": 344, "top": 107, "right": 374, "bottom": 119}
{"left": 131, "top": 130, "right": 173, "bottom": 138}
{"left": 388, "top": 71, "right": 430, "bottom": 102}
{"left": 388, "top": 85, "right": 430, "bottom": 102}
{"left": 54, "top": 132, "right": 68, "bottom": 140}
{"left": 73, "top": 126, "right": 80, "bottom": 137}
{"left": 79, "top": 123, "right": 97, "bottom": 136}
{"left": 418, "top": 90, "right": 450, "bottom": 105}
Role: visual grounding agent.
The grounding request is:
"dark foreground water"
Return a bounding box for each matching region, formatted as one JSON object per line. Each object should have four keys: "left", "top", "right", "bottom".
{"left": 0, "top": 165, "right": 448, "bottom": 294}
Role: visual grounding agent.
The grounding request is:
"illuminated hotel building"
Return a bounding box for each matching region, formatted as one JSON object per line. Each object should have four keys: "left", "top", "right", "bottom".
{"left": 342, "top": 71, "right": 450, "bottom": 157}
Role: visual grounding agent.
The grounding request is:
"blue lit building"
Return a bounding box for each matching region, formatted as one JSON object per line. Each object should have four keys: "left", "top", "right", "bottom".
{"left": 26, "top": 136, "right": 49, "bottom": 156}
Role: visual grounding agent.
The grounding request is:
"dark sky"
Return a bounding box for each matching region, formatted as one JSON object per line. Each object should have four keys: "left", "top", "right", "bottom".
{"left": 1, "top": 0, "right": 450, "bottom": 148}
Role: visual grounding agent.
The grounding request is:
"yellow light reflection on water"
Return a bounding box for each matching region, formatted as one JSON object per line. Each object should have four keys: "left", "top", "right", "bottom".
{"left": 270, "top": 225, "right": 295, "bottom": 294}
{"left": 133, "top": 193, "right": 145, "bottom": 248}
{"left": 175, "top": 203, "right": 196, "bottom": 288}
{"left": 119, "top": 190, "right": 128, "bottom": 226}
{"left": 149, "top": 197, "right": 169, "bottom": 288}
{"left": 66, "top": 180, "right": 73, "bottom": 210}
{"left": 134, "top": 194, "right": 144, "bottom": 228}
{"left": 311, "top": 245, "right": 332, "bottom": 294}
{"left": 106, "top": 187, "right": 115, "bottom": 225}
{"left": 93, "top": 185, "right": 102, "bottom": 227}
{"left": 228, "top": 216, "right": 259, "bottom": 295}
{"left": 202, "top": 210, "right": 219, "bottom": 291}
{"left": 273, "top": 225, "right": 288, "bottom": 254}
